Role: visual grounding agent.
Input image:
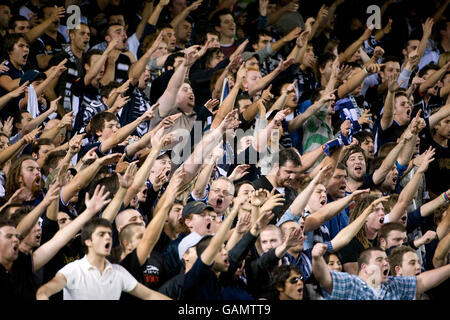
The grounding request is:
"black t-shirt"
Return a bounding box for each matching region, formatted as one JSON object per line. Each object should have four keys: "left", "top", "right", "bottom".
{"left": 30, "top": 32, "right": 67, "bottom": 70}
{"left": 119, "top": 84, "right": 151, "bottom": 137}
{"left": 0, "top": 60, "right": 24, "bottom": 122}
{"left": 339, "top": 236, "right": 378, "bottom": 264}
{"left": 0, "top": 251, "right": 37, "bottom": 300}
{"left": 120, "top": 249, "right": 170, "bottom": 300}
{"left": 375, "top": 119, "right": 407, "bottom": 154}
{"left": 421, "top": 119, "right": 449, "bottom": 196}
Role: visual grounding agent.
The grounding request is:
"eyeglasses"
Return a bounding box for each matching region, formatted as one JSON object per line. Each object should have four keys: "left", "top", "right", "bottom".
{"left": 288, "top": 276, "right": 303, "bottom": 284}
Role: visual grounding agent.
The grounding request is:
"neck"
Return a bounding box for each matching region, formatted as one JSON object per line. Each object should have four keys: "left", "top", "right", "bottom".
{"left": 163, "top": 225, "right": 178, "bottom": 241}
{"left": 220, "top": 34, "right": 234, "bottom": 46}
{"left": 346, "top": 178, "right": 362, "bottom": 193}
{"left": 176, "top": 40, "right": 186, "bottom": 49}
{"left": 287, "top": 249, "right": 300, "bottom": 260}
{"left": 266, "top": 174, "right": 280, "bottom": 188}
{"left": 365, "top": 224, "right": 378, "bottom": 240}
{"left": 0, "top": 258, "right": 13, "bottom": 271}
{"left": 46, "top": 30, "right": 58, "bottom": 39}
{"left": 86, "top": 252, "right": 106, "bottom": 274}
{"left": 10, "top": 59, "right": 21, "bottom": 70}
{"left": 70, "top": 43, "right": 83, "bottom": 59}
{"left": 433, "top": 133, "right": 448, "bottom": 148}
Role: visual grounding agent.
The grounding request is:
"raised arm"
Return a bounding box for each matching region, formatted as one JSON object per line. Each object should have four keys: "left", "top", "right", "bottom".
{"left": 305, "top": 189, "right": 369, "bottom": 233}
{"left": 170, "top": 0, "right": 202, "bottom": 29}
{"left": 211, "top": 63, "right": 245, "bottom": 129}
{"left": 60, "top": 153, "right": 121, "bottom": 204}
{"left": 84, "top": 39, "right": 118, "bottom": 86}
{"left": 338, "top": 28, "right": 372, "bottom": 64}
{"left": 101, "top": 161, "right": 137, "bottom": 222}
{"left": 380, "top": 75, "right": 401, "bottom": 131}
{"left": 389, "top": 148, "right": 435, "bottom": 222}
{"left": 311, "top": 243, "right": 333, "bottom": 294}
{"left": 433, "top": 231, "right": 450, "bottom": 268}
{"left": 100, "top": 108, "right": 155, "bottom": 154}
{"left": 32, "top": 185, "right": 111, "bottom": 272}
{"left": 330, "top": 196, "right": 389, "bottom": 251}
{"left": 372, "top": 130, "right": 409, "bottom": 185}
{"left": 248, "top": 58, "right": 294, "bottom": 97}
{"left": 0, "top": 127, "right": 40, "bottom": 167}
{"left": 136, "top": 167, "right": 185, "bottom": 265}
{"left": 419, "top": 60, "right": 449, "bottom": 94}
{"left": 416, "top": 264, "right": 450, "bottom": 295}
{"left": 200, "top": 195, "right": 240, "bottom": 265}
{"left": 156, "top": 47, "right": 199, "bottom": 117}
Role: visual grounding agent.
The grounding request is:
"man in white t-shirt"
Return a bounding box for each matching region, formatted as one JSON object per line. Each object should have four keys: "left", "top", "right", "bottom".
{"left": 36, "top": 218, "right": 171, "bottom": 300}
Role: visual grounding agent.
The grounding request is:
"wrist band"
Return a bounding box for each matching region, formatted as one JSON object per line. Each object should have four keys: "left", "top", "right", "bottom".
{"left": 441, "top": 192, "right": 450, "bottom": 203}
{"left": 364, "top": 67, "right": 369, "bottom": 74}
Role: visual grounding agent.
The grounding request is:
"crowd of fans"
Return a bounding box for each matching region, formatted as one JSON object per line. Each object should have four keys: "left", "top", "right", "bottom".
{"left": 0, "top": 0, "right": 449, "bottom": 301}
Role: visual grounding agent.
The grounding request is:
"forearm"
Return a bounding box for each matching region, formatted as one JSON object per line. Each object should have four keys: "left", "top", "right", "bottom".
{"left": 307, "top": 195, "right": 352, "bottom": 232}
{"left": 101, "top": 187, "right": 127, "bottom": 222}
{"left": 288, "top": 103, "right": 321, "bottom": 132}
{"left": 268, "top": 93, "right": 287, "bottom": 113}
{"left": 397, "top": 134, "right": 417, "bottom": 167}
{"left": 192, "top": 164, "right": 214, "bottom": 199}
{"left": 249, "top": 70, "right": 280, "bottom": 97}
{"left": 25, "top": 19, "right": 52, "bottom": 43}
{"left": 211, "top": 83, "right": 240, "bottom": 129}
{"left": 0, "top": 139, "right": 26, "bottom": 167}
{"left": 290, "top": 180, "right": 318, "bottom": 216}
{"left": 16, "top": 200, "right": 49, "bottom": 237}
{"left": 416, "top": 264, "right": 450, "bottom": 294}
{"left": 148, "top": 3, "right": 164, "bottom": 26}
{"left": 421, "top": 192, "right": 448, "bottom": 217}
{"left": 0, "top": 92, "right": 14, "bottom": 110}
{"left": 100, "top": 60, "right": 116, "bottom": 86}
{"left": 101, "top": 118, "right": 142, "bottom": 152}
{"left": 338, "top": 39, "right": 364, "bottom": 64}
{"left": 380, "top": 91, "right": 394, "bottom": 130}
{"left": 158, "top": 65, "right": 189, "bottom": 117}
{"left": 170, "top": 7, "right": 191, "bottom": 28}
{"left": 243, "top": 100, "right": 265, "bottom": 122}
{"left": 433, "top": 232, "right": 450, "bottom": 268}
{"left": 420, "top": 67, "right": 446, "bottom": 93}
{"left": 40, "top": 123, "right": 64, "bottom": 141}
{"left": 390, "top": 173, "right": 423, "bottom": 222}
{"left": 372, "top": 140, "right": 405, "bottom": 184}
{"left": 330, "top": 210, "right": 369, "bottom": 251}
{"left": 129, "top": 52, "right": 153, "bottom": 85}
{"left": 312, "top": 256, "right": 333, "bottom": 293}
{"left": 61, "top": 162, "right": 101, "bottom": 203}
{"left": 337, "top": 69, "right": 367, "bottom": 98}
{"left": 86, "top": 52, "right": 110, "bottom": 85}
{"left": 124, "top": 147, "right": 160, "bottom": 205}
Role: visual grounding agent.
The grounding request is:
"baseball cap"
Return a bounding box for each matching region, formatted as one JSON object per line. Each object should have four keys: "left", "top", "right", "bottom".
{"left": 20, "top": 69, "right": 47, "bottom": 86}
{"left": 181, "top": 201, "right": 215, "bottom": 219}
{"left": 178, "top": 232, "right": 204, "bottom": 260}
{"left": 241, "top": 51, "right": 260, "bottom": 62}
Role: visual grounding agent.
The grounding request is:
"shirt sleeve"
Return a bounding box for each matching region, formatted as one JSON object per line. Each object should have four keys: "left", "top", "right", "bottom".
{"left": 115, "top": 264, "right": 139, "bottom": 293}
{"left": 57, "top": 263, "right": 78, "bottom": 290}
{"left": 390, "top": 276, "right": 417, "bottom": 300}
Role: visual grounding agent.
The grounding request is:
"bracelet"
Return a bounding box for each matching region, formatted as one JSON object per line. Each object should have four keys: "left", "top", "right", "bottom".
{"left": 441, "top": 192, "right": 450, "bottom": 203}
{"left": 364, "top": 66, "right": 369, "bottom": 74}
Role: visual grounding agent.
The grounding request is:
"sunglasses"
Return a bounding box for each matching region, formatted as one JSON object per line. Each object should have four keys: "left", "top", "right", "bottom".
{"left": 288, "top": 276, "right": 303, "bottom": 284}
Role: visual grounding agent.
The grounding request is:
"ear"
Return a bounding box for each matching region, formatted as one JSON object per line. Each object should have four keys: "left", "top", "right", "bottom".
{"left": 394, "top": 265, "right": 401, "bottom": 276}
{"left": 105, "top": 34, "right": 111, "bottom": 43}
{"left": 276, "top": 285, "right": 284, "bottom": 293}
{"left": 84, "top": 238, "right": 92, "bottom": 248}
{"left": 379, "top": 238, "right": 386, "bottom": 249}
{"left": 101, "top": 97, "right": 108, "bottom": 105}
{"left": 31, "top": 152, "right": 38, "bottom": 160}
{"left": 214, "top": 25, "right": 221, "bottom": 33}
{"left": 252, "top": 43, "right": 258, "bottom": 51}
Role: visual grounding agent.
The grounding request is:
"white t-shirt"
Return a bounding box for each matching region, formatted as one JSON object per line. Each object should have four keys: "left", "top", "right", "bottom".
{"left": 58, "top": 255, "right": 138, "bottom": 300}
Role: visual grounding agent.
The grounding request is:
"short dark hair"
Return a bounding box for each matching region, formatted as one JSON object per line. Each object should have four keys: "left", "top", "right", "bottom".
{"left": 88, "top": 111, "right": 118, "bottom": 138}
{"left": 341, "top": 145, "right": 366, "bottom": 167}
{"left": 357, "top": 247, "right": 385, "bottom": 272}
{"left": 164, "top": 52, "right": 185, "bottom": 69}
{"left": 196, "top": 234, "right": 213, "bottom": 257}
{"left": 317, "top": 53, "right": 336, "bottom": 71}
{"left": 8, "top": 15, "right": 28, "bottom": 31}
{"left": 234, "top": 180, "right": 254, "bottom": 197}
{"left": 211, "top": 9, "right": 233, "bottom": 29}
{"left": 270, "top": 265, "right": 303, "bottom": 297}
{"left": 81, "top": 218, "right": 113, "bottom": 253}
{"left": 378, "top": 222, "right": 406, "bottom": 242}
{"left": 82, "top": 49, "right": 104, "bottom": 67}
{"left": 100, "top": 81, "right": 121, "bottom": 99}
{"left": 388, "top": 245, "right": 417, "bottom": 276}
{"left": 31, "top": 138, "right": 54, "bottom": 155}
{"left": 105, "top": 23, "right": 125, "bottom": 37}
{"left": 251, "top": 30, "right": 272, "bottom": 46}
{"left": 42, "top": 150, "right": 66, "bottom": 176}
{"left": 418, "top": 63, "right": 440, "bottom": 78}
{"left": 4, "top": 33, "right": 29, "bottom": 57}
{"left": 353, "top": 131, "right": 374, "bottom": 145}
{"left": 279, "top": 148, "right": 302, "bottom": 167}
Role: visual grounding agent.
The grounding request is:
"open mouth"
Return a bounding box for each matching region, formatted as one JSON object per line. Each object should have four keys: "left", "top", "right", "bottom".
{"left": 354, "top": 166, "right": 362, "bottom": 174}
{"left": 320, "top": 199, "right": 326, "bottom": 206}
{"left": 297, "top": 288, "right": 303, "bottom": 296}
{"left": 34, "top": 176, "right": 41, "bottom": 185}
{"left": 382, "top": 269, "right": 388, "bottom": 276}
{"left": 206, "top": 222, "right": 211, "bottom": 231}
{"left": 379, "top": 217, "right": 384, "bottom": 224}
{"left": 216, "top": 198, "right": 223, "bottom": 206}
{"left": 392, "top": 176, "right": 398, "bottom": 185}
{"left": 13, "top": 244, "right": 19, "bottom": 253}
{"left": 406, "top": 109, "right": 411, "bottom": 117}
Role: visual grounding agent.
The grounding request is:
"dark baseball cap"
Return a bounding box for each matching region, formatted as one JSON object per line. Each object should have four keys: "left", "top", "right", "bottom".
{"left": 181, "top": 201, "right": 215, "bottom": 219}
{"left": 20, "top": 69, "right": 47, "bottom": 85}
